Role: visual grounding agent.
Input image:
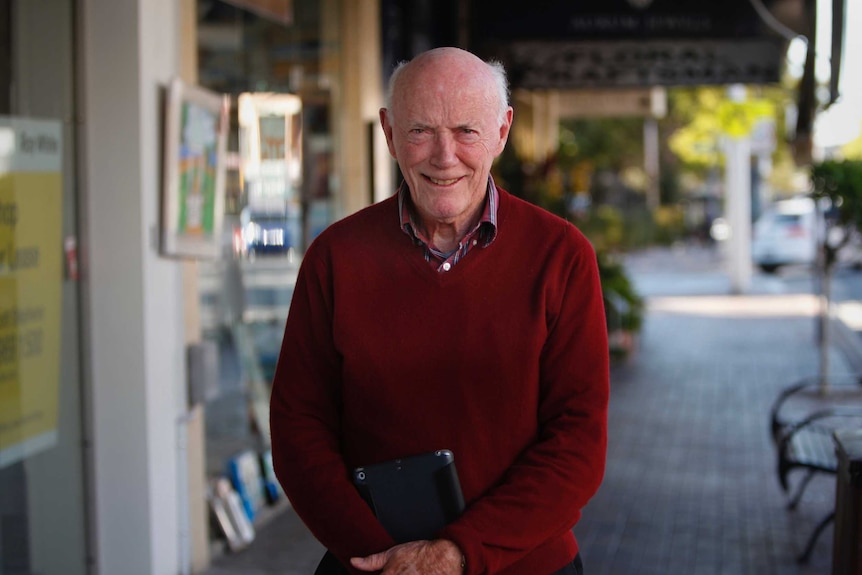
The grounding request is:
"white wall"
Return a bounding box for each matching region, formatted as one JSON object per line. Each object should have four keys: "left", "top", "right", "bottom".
{"left": 81, "top": 0, "right": 186, "bottom": 573}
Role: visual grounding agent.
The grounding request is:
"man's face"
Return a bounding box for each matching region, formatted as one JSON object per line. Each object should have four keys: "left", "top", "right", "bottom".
{"left": 380, "top": 56, "right": 512, "bottom": 229}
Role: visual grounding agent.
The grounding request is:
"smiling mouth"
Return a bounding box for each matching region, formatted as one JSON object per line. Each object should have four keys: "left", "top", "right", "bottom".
{"left": 426, "top": 176, "right": 460, "bottom": 186}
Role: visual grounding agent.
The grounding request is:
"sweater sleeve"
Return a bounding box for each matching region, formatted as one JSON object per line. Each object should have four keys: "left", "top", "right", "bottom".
{"left": 439, "top": 227, "right": 610, "bottom": 575}
{"left": 269, "top": 244, "right": 395, "bottom": 569}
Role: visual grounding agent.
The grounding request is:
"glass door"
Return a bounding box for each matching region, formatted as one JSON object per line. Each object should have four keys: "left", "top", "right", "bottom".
{"left": 0, "top": 1, "right": 88, "bottom": 574}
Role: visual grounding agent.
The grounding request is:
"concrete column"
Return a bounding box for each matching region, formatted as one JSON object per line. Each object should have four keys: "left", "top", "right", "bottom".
{"left": 511, "top": 89, "right": 536, "bottom": 161}
{"left": 81, "top": 1, "right": 185, "bottom": 574}
{"left": 644, "top": 117, "right": 660, "bottom": 211}
{"left": 177, "top": 0, "right": 210, "bottom": 571}
{"left": 509, "top": 90, "right": 560, "bottom": 165}
{"left": 338, "top": 0, "right": 385, "bottom": 216}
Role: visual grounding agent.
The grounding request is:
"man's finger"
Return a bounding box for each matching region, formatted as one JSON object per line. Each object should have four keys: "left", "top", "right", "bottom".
{"left": 350, "top": 552, "right": 388, "bottom": 572}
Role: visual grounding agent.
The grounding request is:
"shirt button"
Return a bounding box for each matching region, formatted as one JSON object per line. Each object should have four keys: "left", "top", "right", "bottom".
{"left": 472, "top": 239, "right": 478, "bottom": 246}
{"left": 442, "top": 262, "right": 452, "bottom": 271}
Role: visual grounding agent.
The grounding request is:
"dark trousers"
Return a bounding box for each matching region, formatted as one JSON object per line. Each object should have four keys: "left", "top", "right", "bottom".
{"left": 314, "top": 550, "right": 584, "bottom": 575}
{"left": 556, "top": 554, "right": 584, "bottom": 575}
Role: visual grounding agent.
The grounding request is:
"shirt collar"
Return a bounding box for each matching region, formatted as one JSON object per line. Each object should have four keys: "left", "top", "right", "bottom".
{"left": 398, "top": 177, "right": 499, "bottom": 247}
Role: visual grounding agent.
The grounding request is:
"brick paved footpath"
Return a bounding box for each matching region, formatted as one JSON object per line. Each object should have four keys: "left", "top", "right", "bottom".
{"left": 205, "top": 245, "right": 856, "bottom": 575}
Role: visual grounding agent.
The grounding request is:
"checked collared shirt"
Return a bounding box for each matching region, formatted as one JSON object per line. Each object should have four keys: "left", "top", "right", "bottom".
{"left": 398, "top": 177, "right": 499, "bottom": 272}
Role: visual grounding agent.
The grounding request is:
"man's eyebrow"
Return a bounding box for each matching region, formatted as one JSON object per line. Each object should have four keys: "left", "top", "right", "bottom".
{"left": 405, "top": 121, "right": 478, "bottom": 131}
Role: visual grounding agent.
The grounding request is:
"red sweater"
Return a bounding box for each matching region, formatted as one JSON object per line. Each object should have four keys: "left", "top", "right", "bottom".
{"left": 270, "top": 189, "right": 609, "bottom": 575}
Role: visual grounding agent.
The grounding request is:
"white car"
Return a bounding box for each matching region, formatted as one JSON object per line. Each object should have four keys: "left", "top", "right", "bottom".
{"left": 752, "top": 197, "right": 818, "bottom": 274}
{"left": 752, "top": 196, "right": 862, "bottom": 274}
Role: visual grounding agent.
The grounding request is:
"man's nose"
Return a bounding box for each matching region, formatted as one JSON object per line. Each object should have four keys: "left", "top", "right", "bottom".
{"left": 430, "top": 132, "right": 457, "bottom": 167}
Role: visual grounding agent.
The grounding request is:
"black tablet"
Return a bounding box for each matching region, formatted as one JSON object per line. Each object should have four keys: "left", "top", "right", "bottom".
{"left": 353, "top": 449, "right": 465, "bottom": 543}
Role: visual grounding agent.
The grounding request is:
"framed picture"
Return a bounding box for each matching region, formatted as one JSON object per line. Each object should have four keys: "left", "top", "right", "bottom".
{"left": 161, "top": 77, "right": 230, "bottom": 259}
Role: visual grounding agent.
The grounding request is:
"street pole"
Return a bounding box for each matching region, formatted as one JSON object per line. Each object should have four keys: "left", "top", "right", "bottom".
{"left": 722, "top": 85, "right": 753, "bottom": 294}
{"left": 820, "top": 263, "right": 831, "bottom": 394}
{"left": 644, "top": 117, "right": 660, "bottom": 211}
{"left": 724, "top": 135, "right": 752, "bottom": 294}
{"left": 814, "top": 199, "right": 831, "bottom": 394}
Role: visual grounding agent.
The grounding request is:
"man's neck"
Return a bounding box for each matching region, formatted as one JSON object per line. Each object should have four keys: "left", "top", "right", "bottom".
{"left": 410, "top": 204, "right": 482, "bottom": 254}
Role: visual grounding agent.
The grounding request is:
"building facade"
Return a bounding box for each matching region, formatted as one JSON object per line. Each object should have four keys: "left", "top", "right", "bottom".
{"left": 1, "top": 1, "right": 386, "bottom": 574}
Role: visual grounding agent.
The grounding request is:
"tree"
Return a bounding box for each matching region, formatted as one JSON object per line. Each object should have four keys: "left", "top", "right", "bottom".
{"left": 811, "top": 159, "right": 862, "bottom": 251}
{"left": 663, "top": 85, "right": 797, "bottom": 193}
{"left": 809, "top": 159, "right": 862, "bottom": 391}
{"left": 665, "top": 87, "right": 726, "bottom": 172}
{"left": 842, "top": 124, "right": 862, "bottom": 160}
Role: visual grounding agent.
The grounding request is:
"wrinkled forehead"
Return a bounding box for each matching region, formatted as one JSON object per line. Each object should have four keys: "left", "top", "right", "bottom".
{"left": 392, "top": 62, "right": 499, "bottom": 125}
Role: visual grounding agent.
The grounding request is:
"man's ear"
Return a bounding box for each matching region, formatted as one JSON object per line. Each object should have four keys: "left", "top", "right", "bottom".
{"left": 495, "top": 107, "right": 514, "bottom": 156}
{"left": 379, "top": 108, "right": 397, "bottom": 159}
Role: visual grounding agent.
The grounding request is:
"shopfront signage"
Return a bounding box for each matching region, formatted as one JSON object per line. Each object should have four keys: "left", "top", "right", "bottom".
{"left": 507, "top": 40, "right": 783, "bottom": 89}
{"left": 0, "top": 116, "right": 62, "bottom": 468}
{"left": 471, "top": 0, "right": 789, "bottom": 88}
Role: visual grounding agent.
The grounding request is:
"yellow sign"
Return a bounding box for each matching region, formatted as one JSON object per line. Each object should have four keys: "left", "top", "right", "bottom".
{"left": 0, "top": 117, "right": 62, "bottom": 468}
{"left": 718, "top": 99, "right": 775, "bottom": 139}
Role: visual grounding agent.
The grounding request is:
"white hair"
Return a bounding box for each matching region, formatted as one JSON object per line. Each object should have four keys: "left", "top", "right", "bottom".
{"left": 384, "top": 55, "right": 510, "bottom": 124}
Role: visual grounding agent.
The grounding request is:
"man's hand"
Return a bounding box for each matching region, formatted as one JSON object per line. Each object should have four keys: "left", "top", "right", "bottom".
{"left": 350, "top": 539, "right": 464, "bottom": 575}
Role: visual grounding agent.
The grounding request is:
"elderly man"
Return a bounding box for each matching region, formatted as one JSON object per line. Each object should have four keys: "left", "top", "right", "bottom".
{"left": 270, "top": 47, "right": 609, "bottom": 575}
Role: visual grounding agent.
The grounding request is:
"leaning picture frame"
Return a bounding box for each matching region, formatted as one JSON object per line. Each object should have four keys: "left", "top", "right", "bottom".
{"left": 161, "top": 77, "right": 230, "bottom": 259}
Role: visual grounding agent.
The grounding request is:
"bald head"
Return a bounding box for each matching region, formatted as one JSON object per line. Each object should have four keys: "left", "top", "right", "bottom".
{"left": 385, "top": 47, "right": 510, "bottom": 125}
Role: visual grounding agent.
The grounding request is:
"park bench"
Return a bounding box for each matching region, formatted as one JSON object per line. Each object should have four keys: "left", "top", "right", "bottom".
{"left": 769, "top": 374, "right": 862, "bottom": 563}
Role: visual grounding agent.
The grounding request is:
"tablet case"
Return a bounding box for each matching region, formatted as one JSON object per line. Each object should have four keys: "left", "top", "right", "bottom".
{"left": 353, "top": 449, "right": 465, "bottom": 543}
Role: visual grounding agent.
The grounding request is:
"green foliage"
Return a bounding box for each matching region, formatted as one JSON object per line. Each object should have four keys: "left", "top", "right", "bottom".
{"left": 652, "top": 205, "right": 686, "bottom": 245}
{"left": 559, "top": 118, "right": 645, "bottom": 172}
{"left": 663, "top": 85, "right": 794, "bottom": 191}
{"left": 599, "top": 252, "right": 644, "bottom": 334}
{"left": 569, "top": 206, "right": 646, "bottom": 341}
{"left": 843, "top": 125, "right": 862, "bottom": 160}
{"left": 666, "top": 87, "right": 726, "bottom": 171}
{"left": 572, "top": 203, "right": 686, "bottom": 250}
{"left": 811, "top": 159, "right": 862, "bottom": 232}
{"left": 575, "top": 205, "right": 626, "bottom": 252}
